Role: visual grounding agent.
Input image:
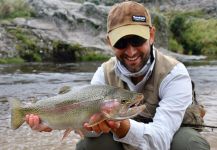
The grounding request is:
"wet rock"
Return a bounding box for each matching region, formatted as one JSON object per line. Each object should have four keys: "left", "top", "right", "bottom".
{"left": 0, "top": 26, "right": 18, "bottom": 58}
{"left": 0, "top": 97, "right": 8, "bottom": 103}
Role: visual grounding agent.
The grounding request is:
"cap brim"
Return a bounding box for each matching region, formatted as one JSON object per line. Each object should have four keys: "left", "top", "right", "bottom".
{"left": 108, "top": 25, "right": 150, "bottom": 46}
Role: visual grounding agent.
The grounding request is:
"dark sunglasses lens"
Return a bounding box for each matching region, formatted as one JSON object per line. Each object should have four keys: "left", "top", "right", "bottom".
{"left": 114, "top": 36, "right": 146, "bottom": 49}
{"left": 114, "top": 38, "right": 127, "bottom": 49}
{"left": 130, "top": 36, "right": 146, "bottom": 47}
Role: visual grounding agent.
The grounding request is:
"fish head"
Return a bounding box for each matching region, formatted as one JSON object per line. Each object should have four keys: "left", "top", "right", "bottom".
{"left": 101, "top": 88, "right": 145, "bottom": 120}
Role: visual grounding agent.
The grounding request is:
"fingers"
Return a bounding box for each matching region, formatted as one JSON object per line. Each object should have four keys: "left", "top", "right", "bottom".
{"left": 29, "top": 114, "right": 40, "bottom": 129}
{"left": 84, "top": 120, "right": 121, "bottom": 134}
{"left": 98, "top": 121, "right": 111, "bottom": 133}
{"left": 107, "top": 120, "right": 121, "bottom": 129}
{"left": 83, "top": 123, "right": 92, "bottom": 131}
{"left": 92, "top": 124, "right": 102, "bottom": 133}
{"left": 25, "top": 114, "right": 52, "bottom": 132}
{"left": 84, "top": 121, "right": 111, "bottom": 133}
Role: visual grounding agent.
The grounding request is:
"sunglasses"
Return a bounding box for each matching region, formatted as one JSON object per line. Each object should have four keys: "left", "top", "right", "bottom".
{"left": 114, "top": 35, "right": 147, "bottom": 49}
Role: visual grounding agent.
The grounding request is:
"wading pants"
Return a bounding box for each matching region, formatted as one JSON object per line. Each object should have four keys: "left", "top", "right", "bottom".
{"left": 76, "top": 127, "right": 210, "bottom": 150}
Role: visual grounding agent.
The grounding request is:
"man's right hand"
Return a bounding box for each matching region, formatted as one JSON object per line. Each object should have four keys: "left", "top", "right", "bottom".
{"left": 25, "top": 114, "right": 52, "bottom": 132}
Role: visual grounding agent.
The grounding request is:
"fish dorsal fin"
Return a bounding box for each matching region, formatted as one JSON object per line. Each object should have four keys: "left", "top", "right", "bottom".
{"left": 74, "top": 129, "right": 85, "bottom": 139}
{"left": 58, "top": 86, "right": 71, "bottom": 94}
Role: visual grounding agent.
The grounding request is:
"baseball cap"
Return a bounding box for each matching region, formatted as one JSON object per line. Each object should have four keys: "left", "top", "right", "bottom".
{"left": 107, "top": 1, "right": 152, "bottom": 46}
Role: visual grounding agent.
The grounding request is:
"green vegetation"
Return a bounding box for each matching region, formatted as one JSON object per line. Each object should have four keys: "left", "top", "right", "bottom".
{"left": 5, "top": 27, "right": 109, "bottom": 63}
{"left": 7, "top": 27, "right": 43, "bottom": 62}
{"left": 0, "top": 0, "right": 35, "bottom": 20}
{"left": 168, "top": 38, "right": 184, "bottom": 54}
{"left": 80, "top": 51, "right": 109, "bottom": 61}
{"left": 168, "top": 11, "right": 217, "bottom": 56}
{"left": 52, "top": 41, "right": 82, "bottom": 62}
{"left": 1, "top": 1, "right": 216, "bottom": 63}
{"left": 52, "top": 41, "right": 109, "bottom": 62}
{"left": 69, "top": 0, "right": 121, "bottom": 6}
{"left": 0, "top": 57, "right": 24, "bottom": 64}
{"left": 183, "top": 18, "right": 217, "bottom": 55}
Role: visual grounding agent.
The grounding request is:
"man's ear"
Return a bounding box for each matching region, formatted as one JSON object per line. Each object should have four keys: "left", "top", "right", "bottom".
{"left": 149, "top": 26, "right": 156, "bottom": 45}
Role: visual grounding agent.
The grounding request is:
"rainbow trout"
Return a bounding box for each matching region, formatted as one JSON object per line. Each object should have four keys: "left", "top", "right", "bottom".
{"left": 9, "top": 85, "right": 145, "bottom": 138}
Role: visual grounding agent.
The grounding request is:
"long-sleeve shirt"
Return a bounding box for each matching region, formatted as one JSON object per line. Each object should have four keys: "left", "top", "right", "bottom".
{"left": 91, "top": 57, "right": 192, "bottom": 150}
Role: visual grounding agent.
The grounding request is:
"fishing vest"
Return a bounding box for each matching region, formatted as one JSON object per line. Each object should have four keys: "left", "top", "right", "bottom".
{"left": 102, "top": 49, "right": 205, "bottom": 127}
{"left": 103, "top": 49, "right": 178, "bottom": 122}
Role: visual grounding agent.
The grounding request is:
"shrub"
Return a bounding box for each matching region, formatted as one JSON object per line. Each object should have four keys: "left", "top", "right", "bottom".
{"left": 80, "top": 51, "right": 109, "bottom": 61}
{"left": 0, "top": 0, "right": 34, "bottom": 20}
{"left": 169, "top": 11, "right": 217, "bottom": 56}
{"left": 182, "top": 18, "right": 217, "bottom": 55}
{"left": 7, "top": 27, "right": 42, "bottom": 62}
{"left": 52, "top": 41, "right": 84, "bottom": 62}
{"left": 0, "top": 57, "right": 24, "bottom": 64}
{"left": 168, "top": 38, "right": 184, "bottom": 53}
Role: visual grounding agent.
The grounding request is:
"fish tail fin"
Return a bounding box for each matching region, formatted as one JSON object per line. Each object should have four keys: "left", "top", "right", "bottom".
{"left": 8, "top": 98, "right": 25, "bottom": 129}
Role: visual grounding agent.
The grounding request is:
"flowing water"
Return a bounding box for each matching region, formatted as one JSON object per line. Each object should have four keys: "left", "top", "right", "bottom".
{"left": 0, "top": 61, "right": 216, "bottom": 150}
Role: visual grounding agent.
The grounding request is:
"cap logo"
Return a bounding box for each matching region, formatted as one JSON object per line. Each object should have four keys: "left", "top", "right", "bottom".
{"left": 132, "top": 16, "right": 146, "bottom": 22}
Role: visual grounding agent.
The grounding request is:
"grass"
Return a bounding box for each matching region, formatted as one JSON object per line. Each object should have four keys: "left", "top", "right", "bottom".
{"left": 80, "top": 51, "right": 109, "bottom": 61}
{"left": 0, "top": 57, "right": 24, "bottom": 64}
{"left": 0, "top": 0, "right": 34, "bottom": 20}
{"left": 6, "top": 27, "right": 43, "bottom": 62}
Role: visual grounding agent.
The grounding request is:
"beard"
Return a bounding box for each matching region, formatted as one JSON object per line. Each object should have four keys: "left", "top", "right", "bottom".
{"left": 118, "top": 52, "right": 150, "bottom": 73}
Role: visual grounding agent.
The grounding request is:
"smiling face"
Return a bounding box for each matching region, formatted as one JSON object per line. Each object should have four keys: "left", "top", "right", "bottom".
{"left": 108, "top": 27, "right": 155, "bottom": 73}
{"left": 114, "top": 37, "right": 151, "bottom": 72}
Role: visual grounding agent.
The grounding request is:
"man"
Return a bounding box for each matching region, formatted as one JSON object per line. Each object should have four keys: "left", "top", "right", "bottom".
{"left": 26, "top": 1, "right": 210, "bottom": 150}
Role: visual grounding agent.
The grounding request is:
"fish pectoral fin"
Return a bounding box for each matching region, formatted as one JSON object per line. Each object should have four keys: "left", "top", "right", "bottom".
{"left": 75, "top": 129, "right": 84, "bottom": 139}
{"left": 86, "top": 113, "right": 107, "bottom": 127}
{"left": 102, "top": 111, "right": 112, "bottom": 119}
{"left": 62, "top": 128, "right": 73, "bottom": 141}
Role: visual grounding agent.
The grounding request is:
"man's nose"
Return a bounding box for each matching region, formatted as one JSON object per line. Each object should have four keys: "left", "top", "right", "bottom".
{"left": 124, "top": 44, "right": 137, "bottom": 56}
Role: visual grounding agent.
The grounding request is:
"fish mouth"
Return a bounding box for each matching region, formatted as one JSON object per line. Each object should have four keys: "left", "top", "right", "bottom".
{"left": 128, "top": 94, "right": 144, "bottom": 108}
{"left": 104, "top": 94, "right": 145, "bottom": 120}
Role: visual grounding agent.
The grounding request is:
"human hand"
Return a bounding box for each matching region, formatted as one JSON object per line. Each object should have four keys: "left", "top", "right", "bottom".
{"left": 25, "top": 114, "right": 52, "bottom": 132}
{"left": 83, "top": 100, "right": 130, "bottom": 138}
{"left": 83, "top": 114, "right": 121, "bottom": 133}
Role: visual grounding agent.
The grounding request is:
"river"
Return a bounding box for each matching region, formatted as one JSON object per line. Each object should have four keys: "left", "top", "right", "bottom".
{"left": 0, "top": 61, "right": 216, "bottom": 150}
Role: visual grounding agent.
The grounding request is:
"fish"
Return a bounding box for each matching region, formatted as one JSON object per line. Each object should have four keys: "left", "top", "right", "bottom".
{"left": 9, "top": 84, "right": 145, "bottom": 139}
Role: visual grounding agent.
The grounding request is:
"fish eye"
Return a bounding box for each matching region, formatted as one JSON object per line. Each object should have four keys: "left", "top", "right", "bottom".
{"left": 121, "top": 99, "right": 128, "bottom": 104}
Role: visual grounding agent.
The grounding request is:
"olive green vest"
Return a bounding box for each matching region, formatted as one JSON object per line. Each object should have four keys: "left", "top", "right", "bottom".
{"left": 102, "top": 49, "right": 179, "bottom": 122}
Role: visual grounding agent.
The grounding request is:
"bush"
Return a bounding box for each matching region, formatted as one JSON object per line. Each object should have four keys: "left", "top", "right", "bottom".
{"left": 0, "top": 57, "right": 24, "bottom": 64}
{"left": 169, "top": 11, "right": 217, "bottom": 56}
{"left": 0, "top": 0, "right": 34, "bottom": 20}
{"left": 169, "top": 14, "right": 190, "bottom": 43}
{"left": 182, "top": 18, "right": 217, "bottom": 55}
{"left": 52, "top": 41, "right": 84, "bottom": 62}
{"left": 80, "top": 51, "right": 109, "bottom": 61}
{"left": 7, "top": 27, "right": 42, "bottom": 62}
{"left": 168, "top": 38, "right": 184, "bottom": 53}
{"left": 52, "top": 41, "right": 109, "bottom": 62}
